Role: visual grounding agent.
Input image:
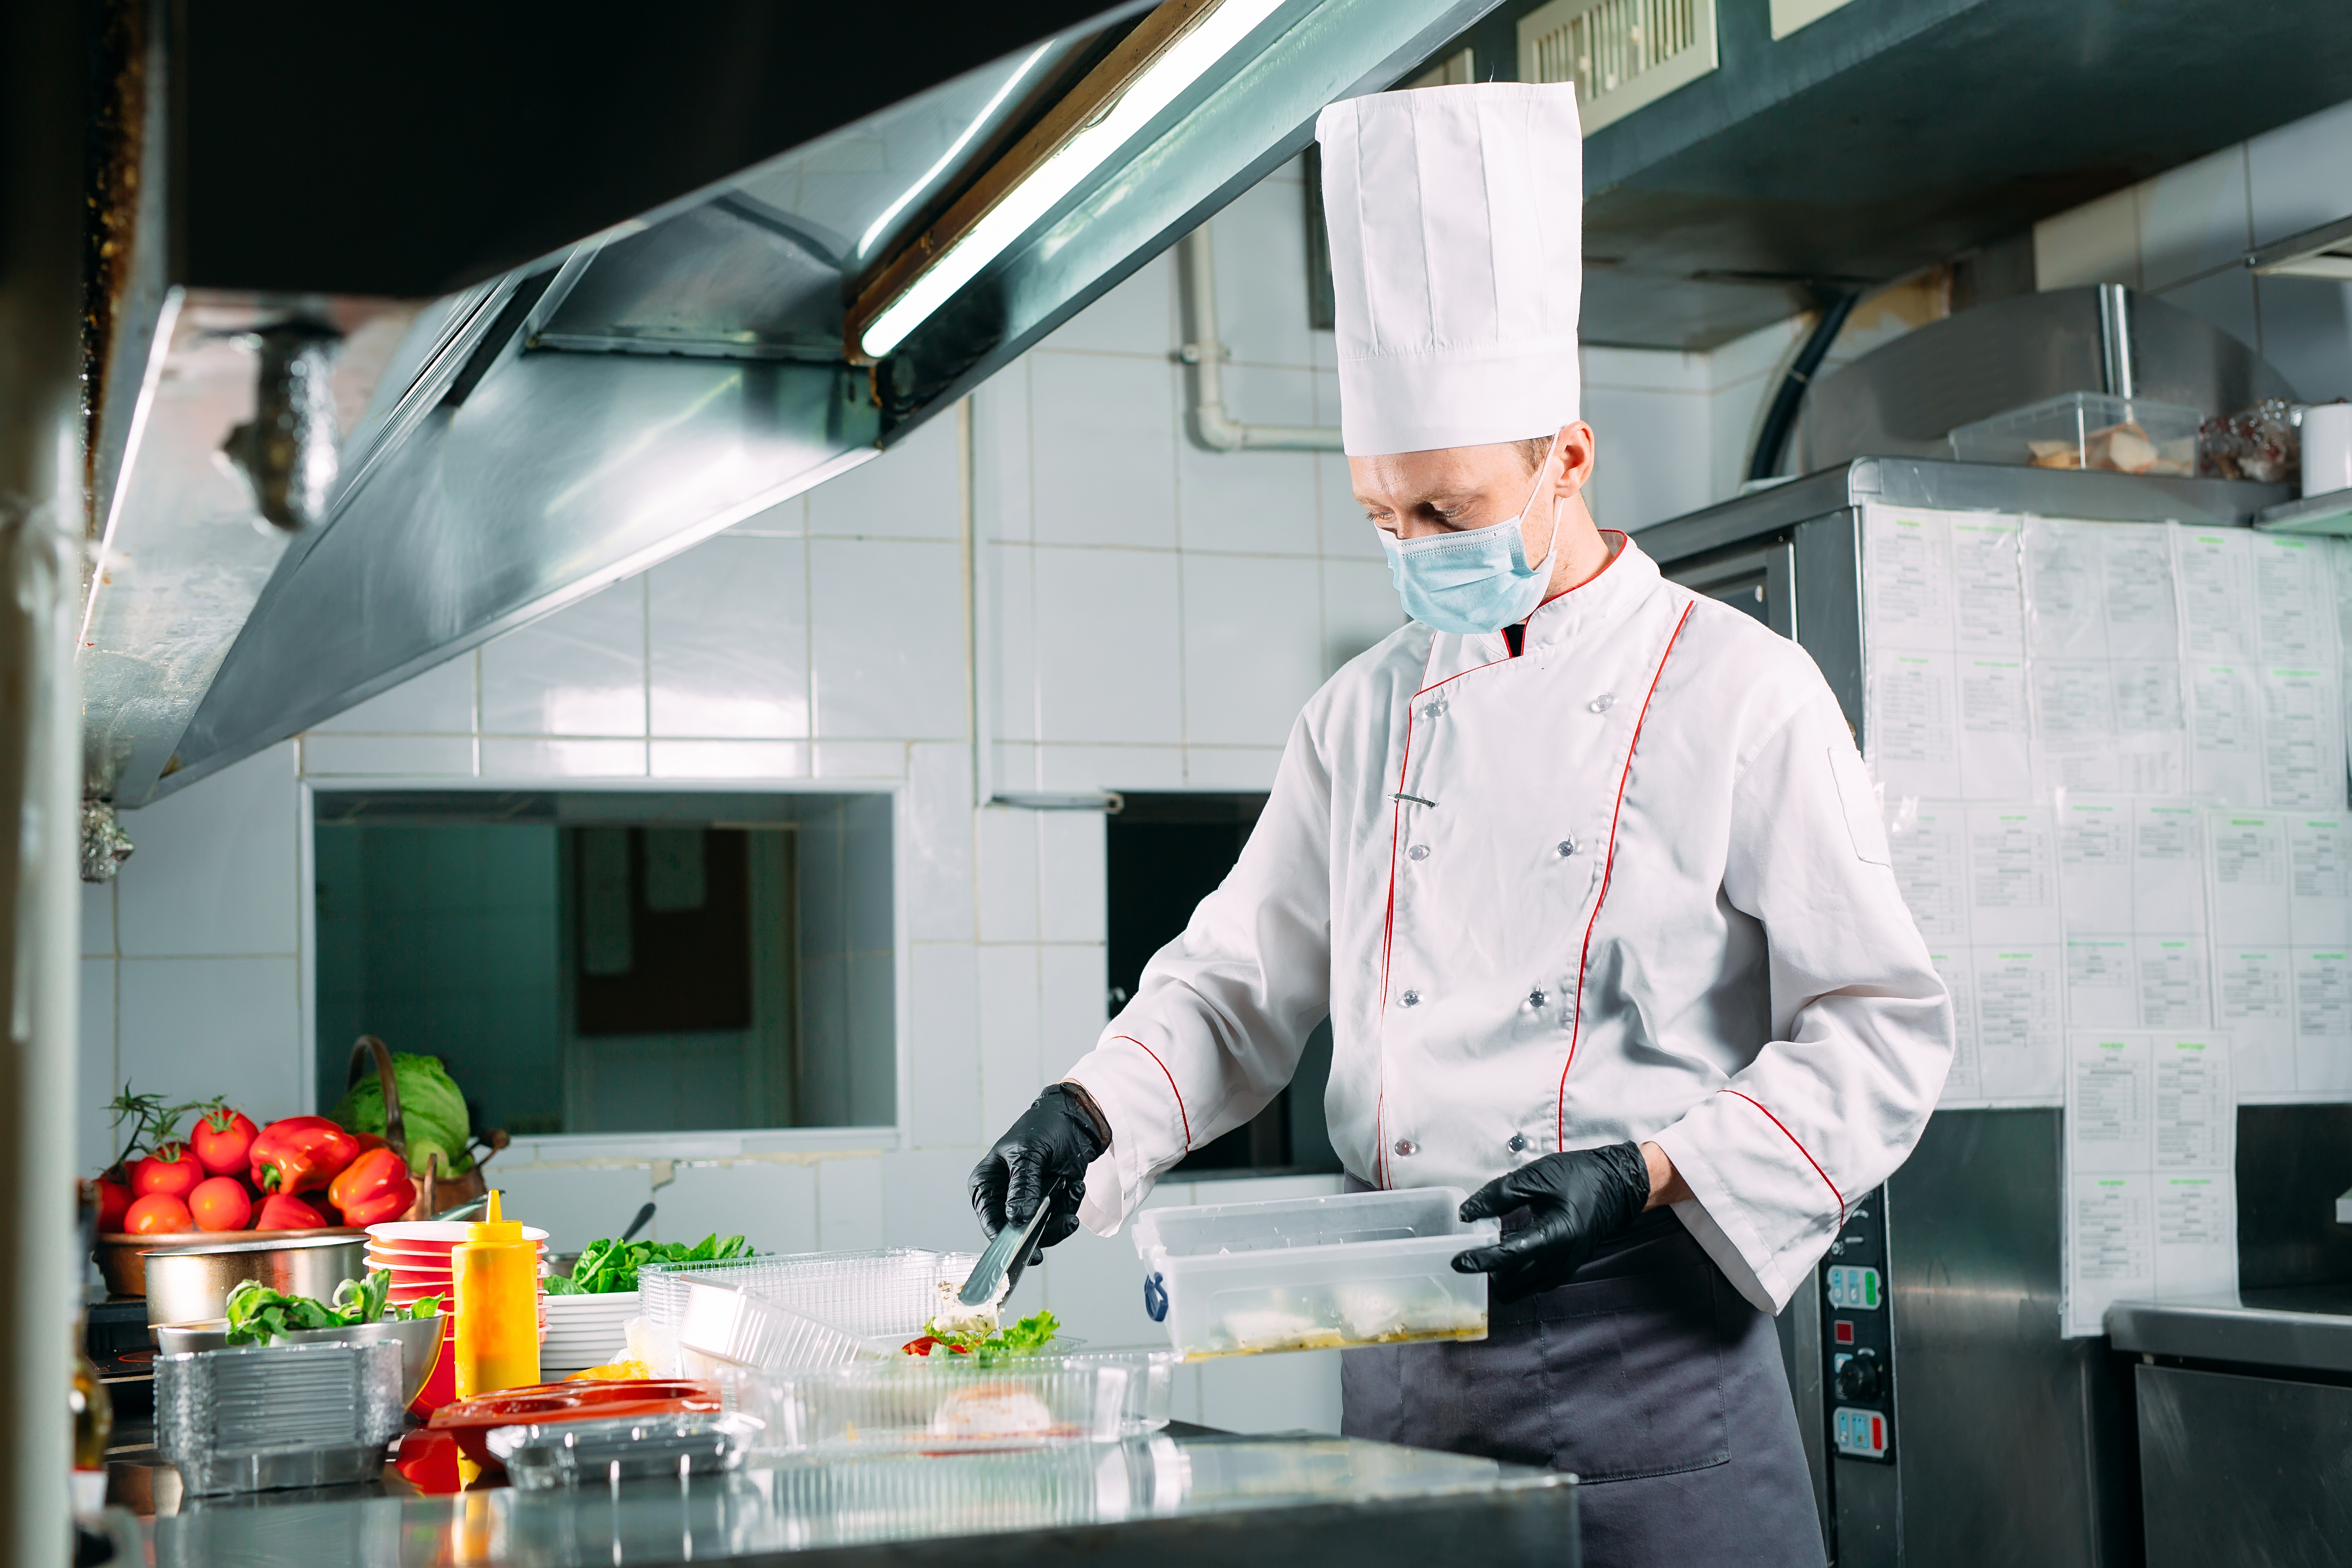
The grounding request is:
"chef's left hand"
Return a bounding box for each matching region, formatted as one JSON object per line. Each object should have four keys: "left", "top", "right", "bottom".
{"left": 1450, "top": 1142, "right": 1651, "bottom": 1303}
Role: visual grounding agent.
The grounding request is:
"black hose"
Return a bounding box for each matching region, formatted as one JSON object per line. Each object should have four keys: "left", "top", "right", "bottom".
{"left": 1746, "top": 290, "right": 1861, "bottom": 484}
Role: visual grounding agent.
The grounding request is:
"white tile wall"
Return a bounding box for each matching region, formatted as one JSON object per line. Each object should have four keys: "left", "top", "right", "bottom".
{"left": 2030, "top": 92, "right": 2352, "bottom": 405}
{"left": 649, "top": 535, "right": 809, "bottom": 739}
{"left": 480, "top": 581, "right": 647, "bottom": 737}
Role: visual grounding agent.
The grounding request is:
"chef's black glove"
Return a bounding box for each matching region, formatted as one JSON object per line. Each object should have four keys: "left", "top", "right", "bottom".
{"left": 1450, "top": 1143, "right": 1651, "bottom": 1304}
{"left": 969, "top": 1084, "right": 1110, "bottom": 1266}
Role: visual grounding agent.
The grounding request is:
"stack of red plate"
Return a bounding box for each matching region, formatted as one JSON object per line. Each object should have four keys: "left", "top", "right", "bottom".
{"left": 367, "top": 1220, "right": 553, "bottom": 1415}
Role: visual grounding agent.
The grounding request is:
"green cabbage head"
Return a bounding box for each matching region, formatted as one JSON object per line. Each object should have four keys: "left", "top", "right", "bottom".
{"left": 330, "top": 1053, "right": 473, "bottom": 1177}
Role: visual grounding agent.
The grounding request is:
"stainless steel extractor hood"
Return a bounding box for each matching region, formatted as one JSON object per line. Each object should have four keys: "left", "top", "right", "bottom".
{"left": 82, "top": 0, "right": 1494, "bottom": 807}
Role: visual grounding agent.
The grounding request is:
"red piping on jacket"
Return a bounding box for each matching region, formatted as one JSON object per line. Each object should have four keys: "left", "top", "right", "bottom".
{"left": 1719, "top": 1089, "right": 1846, "bottom": 1225}
{"left": 1111, "top": 1035, "right": 1191, "bottom": 1151}
{"left": 1555, "top": 601, "right": 1696, "bottom": 1149}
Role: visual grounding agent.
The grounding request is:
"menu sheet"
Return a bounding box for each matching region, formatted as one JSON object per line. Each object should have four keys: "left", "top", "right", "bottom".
{"left": 2063, "top": 1031, "right": 2236, "bottom": 1336}
{"left": 2060, "top": 796, "right": 2210, "bottom": 1031}
{"left": 2176, "top": 528, "right": 2346, "bottom": 811}
{"left": 1864, "top": 508, "right": 2032, "bottom": 803}
{"left": 2024, "top": 521, "right": 2188, "bottom": 797}
{"left": 2205, "top": 807, "right": 2352, "bottom": 1097}
{"left": 1887, "top": 799, "right": 2065, "bottom": 1103}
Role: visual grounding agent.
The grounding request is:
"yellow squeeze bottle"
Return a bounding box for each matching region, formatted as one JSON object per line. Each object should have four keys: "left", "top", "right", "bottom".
{"left": 452, "top": 1190, "right": 540, "bottom": 1398}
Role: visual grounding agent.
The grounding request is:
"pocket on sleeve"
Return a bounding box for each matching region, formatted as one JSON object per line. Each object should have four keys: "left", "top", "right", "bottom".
{"left": 1829, "top": 745, "right": 1891, "bottom": 866}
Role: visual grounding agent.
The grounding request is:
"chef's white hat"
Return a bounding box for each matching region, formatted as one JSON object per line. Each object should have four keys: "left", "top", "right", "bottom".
{"left": 1315, "top": 82, "right": 1582, "bottom": 457}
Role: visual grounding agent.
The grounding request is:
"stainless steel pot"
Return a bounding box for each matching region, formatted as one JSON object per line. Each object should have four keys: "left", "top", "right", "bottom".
{"left": 142, "top": 1235, "right": 368, "bottom": 1330}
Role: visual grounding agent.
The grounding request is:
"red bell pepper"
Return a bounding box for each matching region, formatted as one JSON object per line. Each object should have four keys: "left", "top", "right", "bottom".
{"left": 328, "top": 1145, "right": 416, "bottom": 1227}
{"left": 249, "top": 1116, "right": 360, "bottom": 1196}
{"left": 254, "top": 1191, "right": 332, "bottom": 1230}
{"left": 192, "top": 1106, "right": 258, "bottom": 1177}
{"left": 130, "top": 1141, "right": 203, "bottom": 1200}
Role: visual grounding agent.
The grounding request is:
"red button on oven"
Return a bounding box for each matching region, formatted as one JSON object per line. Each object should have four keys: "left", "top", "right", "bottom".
{"left": 1834, "top": 1319, "right": 1855, "bottom": 1345}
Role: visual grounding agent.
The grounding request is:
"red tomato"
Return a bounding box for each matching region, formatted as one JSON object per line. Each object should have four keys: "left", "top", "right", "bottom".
{"left": 130, "top": 1142, "right": 203, "bottom": 1200}
{"left": 188, "top": 1176, "right": 253, "bottom": 1232}
{"left": 191, "top": 1107, "right": 258, "bottom": 1178}
{"left": 254, "top": 1192, "right": 331, "bottom": 1231}
{"left": 124, "top": 1194, "right": 194, "bottom": 1234}
{"left": 94, "top": 1178, "right": 133, "bottom": 1234}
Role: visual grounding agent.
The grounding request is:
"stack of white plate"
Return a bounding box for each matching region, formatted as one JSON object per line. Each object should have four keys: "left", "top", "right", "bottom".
{"left": 542, "top": 1290, "right": 640, "bottom": 1374}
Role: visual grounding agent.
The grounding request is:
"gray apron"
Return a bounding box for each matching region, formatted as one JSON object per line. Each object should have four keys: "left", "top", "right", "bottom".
{"left": 1340, "top": 1189, "right": 1826, "bottom": 1568}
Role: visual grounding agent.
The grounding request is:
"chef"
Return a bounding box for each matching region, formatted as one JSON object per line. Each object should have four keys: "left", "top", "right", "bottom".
{"left": 969, "top": 80, "right": 1951, "bottom": 1566}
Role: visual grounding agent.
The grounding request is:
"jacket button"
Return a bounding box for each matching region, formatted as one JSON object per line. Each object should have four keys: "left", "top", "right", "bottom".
{"left": 1408, "top": 844, "right": 1430, "bottom": 861}
{"left": 1508, "top": 1132, "right": 1528, "bottom": 1154}
{"left": 1556, "top": 839, "right": 1577, "bottom": 858}
{"left": 1588, "top": 693, "right": 1615, "bottom": 713}
{"left": 1394, "top": 1139, "right": 1417, "bottom": 1157}
{"left": 1400, "top": 990, "right": 1421, "bottom": 1007}
{"left": 1528, "top": 989, "right": 1548, "bottom": 1009}
{"left": 1422, "top": 700, "right": 1447, "bottom": 719}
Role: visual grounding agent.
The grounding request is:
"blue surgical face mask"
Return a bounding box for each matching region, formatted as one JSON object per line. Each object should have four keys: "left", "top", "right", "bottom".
{"left": 1380, "top": 436, "right": 1564, "bottom": 637}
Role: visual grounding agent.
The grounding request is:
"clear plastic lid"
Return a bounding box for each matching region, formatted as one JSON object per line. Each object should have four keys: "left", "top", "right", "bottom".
{"left": 728, "top": 1359, "right": 1131, "bottom": 1454}
{"left": 640, "top": 1248, "right": 979, "bottom": 1339}
{"left": 485, "top": 1411, "right": 765, "bottom": 1490}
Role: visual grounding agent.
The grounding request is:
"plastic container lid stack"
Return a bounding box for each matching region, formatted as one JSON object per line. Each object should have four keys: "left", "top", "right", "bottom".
{"left": 1130, "top": 1187, "right": 1498, "bottom": 1359}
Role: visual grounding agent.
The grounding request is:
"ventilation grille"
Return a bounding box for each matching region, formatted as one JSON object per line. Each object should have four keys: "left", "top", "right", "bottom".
{"left": 1517, "top": 0, "right": 1718, "bottom": 134}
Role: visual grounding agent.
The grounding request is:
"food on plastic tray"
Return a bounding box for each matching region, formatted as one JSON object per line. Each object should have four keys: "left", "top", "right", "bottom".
{"left": 1209, "top": 1285, "right": 1489, "bottom": 1354}
{"left": 927, "top": 1383, "right": 1059, "bottom": 1440}
{"left": 924, "top": 1276, "right": 1002, "bottom": 1339}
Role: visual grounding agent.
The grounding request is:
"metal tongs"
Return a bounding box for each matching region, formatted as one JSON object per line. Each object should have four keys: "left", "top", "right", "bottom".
{"left": 958, "top": 1177, "right": 1067, "bottom": 1307}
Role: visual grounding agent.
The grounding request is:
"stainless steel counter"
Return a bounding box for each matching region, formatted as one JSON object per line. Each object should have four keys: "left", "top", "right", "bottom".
{"left": 141, "top": 1432, "right": 1578, "bottom": 1568}
{"left": 2105, "top": 1284, "right": 2352, "bottom": 1373}
{"left": 2105, "top": 1287, "right": 2352, "bottom": 1568}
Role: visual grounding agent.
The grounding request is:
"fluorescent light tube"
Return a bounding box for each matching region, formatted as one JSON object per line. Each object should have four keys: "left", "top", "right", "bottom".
{"left": 859, "top": 0, "right": 1286, "bottom": 359}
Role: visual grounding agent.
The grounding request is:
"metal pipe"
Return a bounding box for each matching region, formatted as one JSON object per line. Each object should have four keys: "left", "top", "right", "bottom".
{"left": 0, "top": 0, "right": 89, "bottom": 1559}
{"left": 2098, "top": 281, "right": 2136, "bottom": 399}
{"left": 1178, "top": 225, "right": 1343, "bottom": 453}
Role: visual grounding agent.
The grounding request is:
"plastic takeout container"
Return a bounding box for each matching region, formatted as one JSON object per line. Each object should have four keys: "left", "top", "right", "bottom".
{"left": 155, "top": 1339, "right": 405, "bottom": 1494}
{"left": 731, "top": 1360, "right": 1130, "bottom": 1454}
{"left": 1056, "top": 1348, "right": 1180, "bottom": 1433}
{"left": 1948, "top": 392, "right": 2201, "bottom": 474}
{"left": 644, "top": 1248, "right": 979, "bottom": 1374}
{"left": 428, "top": 1379, "right": 721, "bottom": 1469}
{"left": 1129, "top": 1187, "right": 1496, "bottom": 1359}
{"left": 485, "top": 1411, "right": 764, "bottom": 1489}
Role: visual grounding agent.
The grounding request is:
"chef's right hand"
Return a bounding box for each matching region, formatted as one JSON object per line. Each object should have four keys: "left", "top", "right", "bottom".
{"left": 968, "top": 1084, "right": 1111, "bottom": 1265}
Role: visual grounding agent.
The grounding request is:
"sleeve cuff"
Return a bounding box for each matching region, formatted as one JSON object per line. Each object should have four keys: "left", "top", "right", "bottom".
{"left": 1650, "top": 1124, "right": 1791, "bottom": 1314}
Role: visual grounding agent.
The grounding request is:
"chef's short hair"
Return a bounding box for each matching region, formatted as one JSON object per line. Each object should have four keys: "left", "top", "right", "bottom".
{"left": 1513, "top": 436, "right": 1552, "bottom": 474}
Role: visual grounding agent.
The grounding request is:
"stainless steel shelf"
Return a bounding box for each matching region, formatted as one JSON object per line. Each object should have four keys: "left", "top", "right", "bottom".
{"left": 2106, "top": 1289, "right": 2352, "bottom": 1374}
{"left": 2252, "top": 486, "right": 2352, "bottom": 536}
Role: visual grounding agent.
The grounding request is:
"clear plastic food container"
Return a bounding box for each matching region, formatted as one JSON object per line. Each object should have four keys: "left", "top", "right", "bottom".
{"left": 731, "top": 1360, "right": 1131, "bottom": 1454}
{"left": 485, "top": 1411, "right": 764, "bottom": 1490}
{"left": 641, "top": 1248, "right": 977, "bottom": 1339}
{"left": 1947, "top": 392, "right": 2202, "bottom": 474}
{"left": 154, "top": 1339, "right": 405, "bottom": 1494}
{"left": 1129, "top": 1187, "right": 1497, "bottom": 1358}
{"left": 1054, "top": 1348, "right": 1181, "bottom": 1432}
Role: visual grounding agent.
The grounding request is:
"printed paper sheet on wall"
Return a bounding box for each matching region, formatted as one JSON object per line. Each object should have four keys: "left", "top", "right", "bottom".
{"left": 2062, "top": 1031, "right": 2236, "bottom": 1336}
{"left": 1862, "top": 506, "right": 2352, "bottom": 1110}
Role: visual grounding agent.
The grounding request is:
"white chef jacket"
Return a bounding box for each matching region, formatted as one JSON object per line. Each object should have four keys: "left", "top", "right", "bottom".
{"left": 1066, "top": 534, "right": 1953, "bottom": 1312}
